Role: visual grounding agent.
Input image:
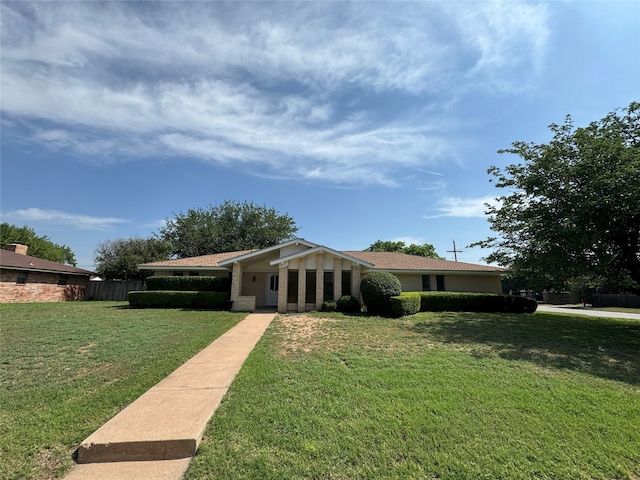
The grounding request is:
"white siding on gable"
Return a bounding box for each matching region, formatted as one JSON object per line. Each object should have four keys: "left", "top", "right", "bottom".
{"left": 280, "top": 244, "right": 311, "bottom": 257}
{"left": 306, "top": 253, "right": 317, "bottom": 270}
{"left": 324, "top": 255, "right": 335, "bottom": 270}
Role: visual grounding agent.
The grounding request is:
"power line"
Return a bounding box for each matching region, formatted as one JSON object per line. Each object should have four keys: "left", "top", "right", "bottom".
{"left": 447, "top": 240, "right": 464, "bottom": 262}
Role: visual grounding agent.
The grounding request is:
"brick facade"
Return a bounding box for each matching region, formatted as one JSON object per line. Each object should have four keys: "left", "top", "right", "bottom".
{"left": 0, "top": 269, "right": 89, "bottom": 303}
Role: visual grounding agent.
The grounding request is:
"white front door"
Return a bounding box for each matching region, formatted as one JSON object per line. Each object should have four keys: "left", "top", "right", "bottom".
{"left": 266, "top": 273, "right": 279, "bottom": 306}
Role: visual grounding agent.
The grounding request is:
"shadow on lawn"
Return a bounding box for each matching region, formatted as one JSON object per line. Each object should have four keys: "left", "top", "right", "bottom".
{"left": 411, "top": 313, "right": 640, "bottom": 385}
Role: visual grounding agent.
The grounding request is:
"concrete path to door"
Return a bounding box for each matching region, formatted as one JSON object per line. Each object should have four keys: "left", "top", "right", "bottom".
{"left": 64, "top": 311, "right": 276, "bottom": 480}
{"left": 537, "top": 304, "right": 640, "bottom": 320}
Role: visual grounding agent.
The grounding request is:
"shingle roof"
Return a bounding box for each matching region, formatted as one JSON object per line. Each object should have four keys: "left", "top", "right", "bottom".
{"left": 139, "top": 248, "right": 501, "bottom": 273}
{"left": 343, "top": 251, "right": 503, "bottom": 272}
{"left": 139, "top": 250, "right": 256, "bottom": 268}
{"left": 0, "top": 250, "right": 93, "bottom": 275}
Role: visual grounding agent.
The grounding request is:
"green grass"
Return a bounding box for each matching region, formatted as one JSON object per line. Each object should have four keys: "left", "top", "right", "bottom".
{"left": 186, "top": 311, "right": 640, "bottom": 480}
{"left": 0, "top": 302, "right": 245, "bottom": 480}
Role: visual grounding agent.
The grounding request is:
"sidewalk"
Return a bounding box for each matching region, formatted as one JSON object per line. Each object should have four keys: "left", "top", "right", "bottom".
{"left": 64, "top": 311, "right": 276, "bottom": 480}
{"left": 536, "top": 304, "right": 640, "bottom": 320}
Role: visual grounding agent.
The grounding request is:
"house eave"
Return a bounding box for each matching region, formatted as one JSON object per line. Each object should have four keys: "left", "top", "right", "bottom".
{"left": 138, "top": 265, "right": 230, "bottom": 271}
{"left": 270, "top": 245, "right": 375, "bottom": 268}
{"left": 0, "top": 266, "right": 92, "bottom": 276}
{"left": 369, "top": 268, "right": 504, "bottom": 276}
{"left": 218, "top": 238, "right": 318, "bottom": 266}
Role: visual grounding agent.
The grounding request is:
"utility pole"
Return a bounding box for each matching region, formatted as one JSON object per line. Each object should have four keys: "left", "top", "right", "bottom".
{"left": 447, "top": 240, "right": 464, "bottom": 262}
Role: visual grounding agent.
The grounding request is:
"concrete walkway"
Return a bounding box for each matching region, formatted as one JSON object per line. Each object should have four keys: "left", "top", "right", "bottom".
{"left": 64, "top": 311, "right": 276, "bottom": 480}
{"left": 537, "top": 304, "right": 640, "bottom": 320}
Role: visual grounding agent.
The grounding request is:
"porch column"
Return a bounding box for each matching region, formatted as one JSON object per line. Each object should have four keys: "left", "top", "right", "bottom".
{"left": 230, "top": 262, "right": 243, "bottom": 302}
{"left": 333, "top": 257, "right": 342, "bottom": 300}
{"left": 351, "top": 264, "right": 361, "bottom": 302}
{"left": 297, "top": 257, "right": 307, "bottom": 312}
{"left": 316, "top": 253, "right": 325, "bottom": 310}
{"left": 278, "top": 262, "right": 288, "bottom": 313}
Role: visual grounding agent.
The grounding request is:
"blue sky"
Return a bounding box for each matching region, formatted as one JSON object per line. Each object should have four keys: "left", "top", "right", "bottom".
{"left": 1, "top": 1, "right": 638, "bottom": 270}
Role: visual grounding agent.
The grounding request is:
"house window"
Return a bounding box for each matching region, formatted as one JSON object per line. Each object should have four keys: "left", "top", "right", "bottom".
{"left": 436, "top": 275, "right": 445, "bottom": 291}
{"left": 16, "top": 272, "right": 28, "bottom": 285}
{"left": 323, "top": 271, "right": 334, "bottom": 301}
{"left": 58, "top": 275, "right": 69, "bottom": 286}
{"left": 287, "top": 271, "right": 298, "bottom": 303}
{"left": 173, "top": 271, "right": 184, "bottom": 277}
{"left": 189, "top": 271, "right": 199, "bottom": 276}
{"left": 305, "top": 271, "right": 316, "bottom": 303}
{"left": 422, "top": 275, "right": 431, "bottom": 291}
{"left": 341, "top": 271, "right": 352, "bottom": 296}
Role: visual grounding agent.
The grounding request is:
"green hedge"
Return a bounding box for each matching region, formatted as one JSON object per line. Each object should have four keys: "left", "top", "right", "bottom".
{"left": 128, "top": 291, "right": 230, "bottom": 309}
{"left": 145, "top": 276, "right": 230, "bottom": 293}
{"left": 360, "top": 271, "right": 402, "bottom": 316}
{"left": 387, "top": 292, "right": 538, "bottom": 317}
{"left": 336, "top": 295, "right": 361, "bottom": 313}
{"left": 389, "top": 293, "right": 421, "bottom": 317}
{"left": 418, "top": 292, "right": 537, "bottom": 314}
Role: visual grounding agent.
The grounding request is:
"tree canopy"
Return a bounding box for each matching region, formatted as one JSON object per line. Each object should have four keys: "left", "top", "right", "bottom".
{"left": 473, "top": 102, "right": 640, "bottom": 294}
{"left": 365, "top": 240, "right": 443, "bottom": 259}
{"left": 157, "top": 200, "right": 299, "bottom": 258}
{"left": 93, "top": 237, "right": 172, "bottom": 280}
{"left": 0, "top": 223, "right": 76, "bottom": 265}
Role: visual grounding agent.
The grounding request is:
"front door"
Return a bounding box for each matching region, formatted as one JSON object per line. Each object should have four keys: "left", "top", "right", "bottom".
{"left": 266, "top": 273, "right": 279, "bottom": 306}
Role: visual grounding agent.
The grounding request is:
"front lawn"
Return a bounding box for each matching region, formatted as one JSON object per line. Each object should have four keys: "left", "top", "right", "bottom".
{"left": 186, "top": 311, "right": 640, "bottom": 479}
{"left": 0, "top": 302, "right": 245, "bottom": 480}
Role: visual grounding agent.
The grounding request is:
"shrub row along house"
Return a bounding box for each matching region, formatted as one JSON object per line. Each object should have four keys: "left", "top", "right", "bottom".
{"left": 0, "top": 244, "right": 93, "bottom": 303}
{"left": 139, "top": 238, "right": 503, "bottom": 313}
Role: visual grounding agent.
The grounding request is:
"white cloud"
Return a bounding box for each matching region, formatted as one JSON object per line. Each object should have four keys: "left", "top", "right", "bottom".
{"left": 425, "top": 196, "right": 501, "bottom": 219}
{"left": 2, "top": 208, "right": 129, "bottom": 230}
{"left": 1, "top": 1, "right": 550, "bottom": 186}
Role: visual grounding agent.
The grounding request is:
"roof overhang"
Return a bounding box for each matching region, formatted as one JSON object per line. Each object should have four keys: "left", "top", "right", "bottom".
{"left": 270, "top": 245, "right": 375, "bottom": 268}
{"left": 219, "top": 238, "right": 319, "bottom": 266}
{"left": 0, "top": 266, "right": 92, "bottom": 276}
{"left": 368, "top": 268, "right": 504, "bottom": 276}
{"left": 137, "top": 265, "right": 229, "bottom": 271}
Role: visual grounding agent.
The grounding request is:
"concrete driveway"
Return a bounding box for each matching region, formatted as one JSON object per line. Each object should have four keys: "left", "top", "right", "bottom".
{"left": 536, "top": 304, "right": 640, "bottom": 320}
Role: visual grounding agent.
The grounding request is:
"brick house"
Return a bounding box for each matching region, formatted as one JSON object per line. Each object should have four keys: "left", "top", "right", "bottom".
{"left": 139, "top": 238, "right": 503, "bottom": 313}
{"left": 0, "top": 244, "right": 93, "bottom": 303}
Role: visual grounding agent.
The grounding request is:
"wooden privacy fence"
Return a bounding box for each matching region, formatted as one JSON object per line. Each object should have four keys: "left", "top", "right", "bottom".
{"left": 590, "top": 294, "right": 640, "bottom": 308}
{"left": 85, "top": 280, "right": 145, "bottom": 301}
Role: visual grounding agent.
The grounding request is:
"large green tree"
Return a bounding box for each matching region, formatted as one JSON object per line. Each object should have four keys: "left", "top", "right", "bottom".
{"left": 158, "top": 200, "right": 299, "bottom": 258}
{"left": 0, "top": 223, "right": 76, "bottom": 265}
{"left": 365, "top": 240, "right": 443, "bottom": 258}
{"left": 93, "top": 237, "right": 172, "bottom": 280}
{"left": 474, "top": 102, "right": 640, "bottom": 294}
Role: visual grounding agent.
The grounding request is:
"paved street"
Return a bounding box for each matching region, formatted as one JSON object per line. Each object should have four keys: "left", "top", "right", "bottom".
{"left": 536, "top": 304, "right": 640, "bottom": 320}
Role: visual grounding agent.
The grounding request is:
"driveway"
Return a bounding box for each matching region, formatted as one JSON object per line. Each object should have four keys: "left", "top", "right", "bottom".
{"left": 536, "top": 304, "right": 640, "bottom": 320}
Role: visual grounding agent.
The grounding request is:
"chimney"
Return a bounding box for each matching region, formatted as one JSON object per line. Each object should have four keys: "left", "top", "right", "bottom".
{"left": 5, "top": 244, "right": 29, "bottom": 255}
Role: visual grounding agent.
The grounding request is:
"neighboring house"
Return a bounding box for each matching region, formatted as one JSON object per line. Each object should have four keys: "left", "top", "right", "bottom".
{"left": 0, "top": 244, "right": 93, "bottom": 303}
{"left": 139, "top": 238, "right": 503, "bottom": 313}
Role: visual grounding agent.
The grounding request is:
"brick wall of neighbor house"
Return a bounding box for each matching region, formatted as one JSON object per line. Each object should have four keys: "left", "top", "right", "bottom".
{"left": 0, "top": 269, "right": 89, "bottom": 303}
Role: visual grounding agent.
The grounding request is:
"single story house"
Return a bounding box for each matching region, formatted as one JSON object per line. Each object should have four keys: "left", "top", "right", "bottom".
{"left": 139, "top": 238, "right": 503, "bottom": 313}
{"left": 0, "top": 244, "right": 93, "bottom": 303}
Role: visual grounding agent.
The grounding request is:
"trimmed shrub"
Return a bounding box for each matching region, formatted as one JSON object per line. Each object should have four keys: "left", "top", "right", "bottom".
{"left": 322, "top": 300, "right": 337, "bottom": 312}
{"left": 336, "top": 295, "right": 361, "bottom": 313}
{"left": 360, "top": 272, "right": 402, "bottom": 316}
{"left": 505, "top": 295, "right": 538, "bottom": 313}
{"left": 418, "top": 291, "right": 537, "bottom": 314}
{"left": 128, "top": 291, "right": 229, "bottom": 309}
{"left": 145, "top": 276, "right": 230, "bottom": 293}
{"left": 389, "top": 292, "right": 421, "bottom": 318}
